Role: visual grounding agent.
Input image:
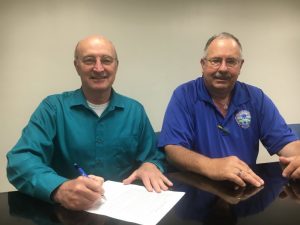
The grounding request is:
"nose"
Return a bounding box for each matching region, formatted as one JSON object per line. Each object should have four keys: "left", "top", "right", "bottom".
{"left": 92, "top": 58, "right": 105, "bottom": 72}
{"left": 218, "top": 59, "right": 228, "bottom": 71}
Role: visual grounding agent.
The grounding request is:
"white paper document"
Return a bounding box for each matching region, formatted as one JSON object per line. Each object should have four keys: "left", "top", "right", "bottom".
{"left": 86, "top": 180, "right": 185, "bottom": 225}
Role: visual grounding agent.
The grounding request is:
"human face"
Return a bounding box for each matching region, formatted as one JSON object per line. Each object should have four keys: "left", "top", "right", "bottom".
{"left": 201, "top": 38, "right": 244, "bottom": 97}
{"left": 74, "top": 36, "right": 118, "bottom": 97}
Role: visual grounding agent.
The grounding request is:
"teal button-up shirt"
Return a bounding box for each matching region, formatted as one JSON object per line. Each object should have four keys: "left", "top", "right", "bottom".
{"left": 7, "top": 89, "right": 165, "bottom": 202}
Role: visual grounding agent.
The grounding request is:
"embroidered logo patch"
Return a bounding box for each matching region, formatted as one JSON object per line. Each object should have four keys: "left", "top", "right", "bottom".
{"left": 235, "top": 110, "right": 251, "bottom": 128}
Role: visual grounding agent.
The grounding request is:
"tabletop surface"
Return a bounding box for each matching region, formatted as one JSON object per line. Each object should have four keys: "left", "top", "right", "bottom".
{"left": 2, "top": 162, "right": 300, "bottom": 225}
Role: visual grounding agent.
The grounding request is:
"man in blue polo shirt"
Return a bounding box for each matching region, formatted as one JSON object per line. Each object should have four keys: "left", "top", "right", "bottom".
{"left": 158, "top": 32, "right": 300, "bottom": 188}
{"left": 7, "top": 35, "right": 172, "bottom": 210}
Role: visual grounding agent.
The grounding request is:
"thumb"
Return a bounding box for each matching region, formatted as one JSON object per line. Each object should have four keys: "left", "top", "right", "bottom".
{"left": 123, "top": 172, "right": 137, "bottom": 185}
{"left": 279, "top": 156, "right": 293, "bottom": 165}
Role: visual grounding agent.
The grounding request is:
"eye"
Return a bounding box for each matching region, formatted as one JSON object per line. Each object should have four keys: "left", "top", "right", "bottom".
{"left": 101, "top": 56, "right": 114, "bottom": 65}
{"left": 82, "top": 57, "right": 96, "bottom": 65}
{"left": 210, "top": 58, "right": 221, "bottom": 65}
{"left": 226, "top": 58, "right": 238, "bottom": 66}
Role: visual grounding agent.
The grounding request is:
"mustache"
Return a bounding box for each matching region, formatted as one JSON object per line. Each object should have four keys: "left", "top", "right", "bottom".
{"left": 213, "top": 72, "right": 231, "bottom": 80}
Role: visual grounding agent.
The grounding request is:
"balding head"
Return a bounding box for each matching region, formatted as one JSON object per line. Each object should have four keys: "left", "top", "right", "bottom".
{"left": 74, "top": 35, "right": 118, "bottom": 63}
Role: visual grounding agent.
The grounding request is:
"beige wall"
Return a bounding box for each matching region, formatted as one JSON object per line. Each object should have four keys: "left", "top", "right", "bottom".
{"left": 1, "top": 0, "right": 299, "bottom": 192}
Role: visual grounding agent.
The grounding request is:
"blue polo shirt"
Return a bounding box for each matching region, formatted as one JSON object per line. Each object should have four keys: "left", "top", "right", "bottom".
{"left": 7, "top": 89, "right": 165, "bottom": 202}
{"left": 158, "top": 77, "right": 298, "bottom": 164}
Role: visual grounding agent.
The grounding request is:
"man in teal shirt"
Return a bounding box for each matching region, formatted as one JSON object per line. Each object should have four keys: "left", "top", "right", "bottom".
{"left": 6, "top": 35, "right": 173, "bottom": 210}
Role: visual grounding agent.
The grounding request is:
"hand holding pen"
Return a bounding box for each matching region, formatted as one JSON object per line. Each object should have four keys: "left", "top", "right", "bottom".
{"left": 74, "top": 163, "right": 107, "bottom": 201}
{"left": 51, "top": 164, "right": 105, "bottom": 210}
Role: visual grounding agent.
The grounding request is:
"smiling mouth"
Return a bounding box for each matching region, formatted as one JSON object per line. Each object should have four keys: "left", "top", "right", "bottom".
{"left": 91, "top": 74, "right": 109, "bottom": 79}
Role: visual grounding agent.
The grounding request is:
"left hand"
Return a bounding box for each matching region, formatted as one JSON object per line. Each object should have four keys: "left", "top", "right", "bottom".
{"left": 279, "top": 156, "right": 300, "bottom": 179}
{"left": 123, "top": 162, "right": 173, "bottom": 192}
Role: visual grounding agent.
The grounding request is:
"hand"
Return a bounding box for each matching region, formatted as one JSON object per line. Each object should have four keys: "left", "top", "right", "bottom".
{"left": 123, "top": 162, "right": 173, "bottom": 192}
{"left": 53, "top": 175, "right": 105, "bottom": 210}
{"left": 279, "top": 156, "right": 300, "bottom": 179}
{"left": 204, "top": 156, "right": 264, "bottom": 188}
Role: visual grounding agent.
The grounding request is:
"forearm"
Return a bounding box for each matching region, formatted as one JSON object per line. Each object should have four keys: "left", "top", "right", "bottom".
{"left": 165, "top": 145, "right": 264, "bottom": 187}
{"left": 278, "top": 140, "right": 300, "bottom": 157}
{"left": 7, "top": 151, "right": 68, "bottom": 202}
{"left": 164, "top": 144, "right": 211, "bottom": 176}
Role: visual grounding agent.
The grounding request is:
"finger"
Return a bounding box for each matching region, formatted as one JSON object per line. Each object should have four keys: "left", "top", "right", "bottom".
{"left": 227, "top": 174, "right": 247, "bottom": 187}
{"left": 161, "top": 175, "right": 174, "bottom": 187}
{"left": 155, "top": 176, "right": 173, "bottom": 191}
{"left": 279, "top": 156, "right": 292, "bottom": 165}
{"left": 78, "top": 186, "right": 103, "bottom": 203}
{"left": 122, "top": 173, "right": 137, "bottom": 185}
{"left": 72, "top": 179, "right": 103, "bottom": 205}
{"left": 88, "top": 175, "right": 104, "bottom": 184}
{"left": 88, "top": 175, "right": 105, "bottom": 194}
{"left": 239, "top": 169, "right": 264, "bottom": 187}
{"left": 158, "top": 179, "right": 169, "bottom": 191}
{"left": 141, "top": 176, "right": 154, "bottom": 192}
{"left": 289, "top": 167, "right": 300, "bottom": 180}
{"left": 151, "top": 179, "right": 162, "bottom": 193}
{"left": 234, "top": 161, "right": 264, "bottom": 185}
{"left": 159, "top": 177, "right": 172, "bottom": 191}
{"left": 282, "top": 163, "right": 298, "bottom": 178}
{"left": 81, "top": 177, "right": 103, "bottom": 193}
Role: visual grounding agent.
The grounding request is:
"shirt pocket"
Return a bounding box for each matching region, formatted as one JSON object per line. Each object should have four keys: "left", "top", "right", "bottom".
{"left": 105, "top": 135, "right": 139, "bottom": 168}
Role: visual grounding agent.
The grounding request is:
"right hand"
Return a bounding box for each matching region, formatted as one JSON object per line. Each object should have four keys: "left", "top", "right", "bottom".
{"left": 53, "top": 175, "right": 105, "bottom": 210}
{"left": 204, "top": 156, "right": 264, "bottom": 188}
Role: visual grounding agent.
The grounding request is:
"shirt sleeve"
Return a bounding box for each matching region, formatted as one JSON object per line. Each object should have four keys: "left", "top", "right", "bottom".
{"left": 135, "top": 105, "right": 167, "bottom": 173}
{"left": 158, "top": 86, "right": 195, "bottom": 149}
{"left": 6, "top": 97, "right": 68, "bottom": 203}
{"left": 258, "top": 91, "right": 298, "bottom": 154}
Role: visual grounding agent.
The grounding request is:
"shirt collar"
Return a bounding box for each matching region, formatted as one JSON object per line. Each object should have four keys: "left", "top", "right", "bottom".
{"left": 69, "top": 88, "right": 125, "bottom": 110}
{"left": 107, "top": 89, "right": 125, "bottom": 111}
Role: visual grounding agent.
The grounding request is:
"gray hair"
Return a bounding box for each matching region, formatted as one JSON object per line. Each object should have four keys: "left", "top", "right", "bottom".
{"left": 204, "top": 32, "right": 243, "bottom": 57}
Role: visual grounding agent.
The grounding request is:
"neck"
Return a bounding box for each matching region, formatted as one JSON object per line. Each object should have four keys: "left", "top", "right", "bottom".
{"left": 82, "top": 88, "right": 112, "bottom": 105}
{"left": 211, "top": 93, "right": 231, "bottom": 117}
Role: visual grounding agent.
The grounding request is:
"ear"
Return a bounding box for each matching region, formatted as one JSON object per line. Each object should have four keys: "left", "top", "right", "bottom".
{"left": 74, "top": 60, "right": 80, "bottom": 74}
{"left": 239, "top": 59, "right": 244, "bottom": 69}
{"left": 200, "top": 58, "right": 206, "bottom": 69}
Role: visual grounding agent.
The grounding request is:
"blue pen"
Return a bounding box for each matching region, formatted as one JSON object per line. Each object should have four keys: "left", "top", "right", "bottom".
{"left": 74, "top": 163, "right": 88, "bottom": 177}
{"left": 74, "top": 163, "right": 107, "bottom": 200}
